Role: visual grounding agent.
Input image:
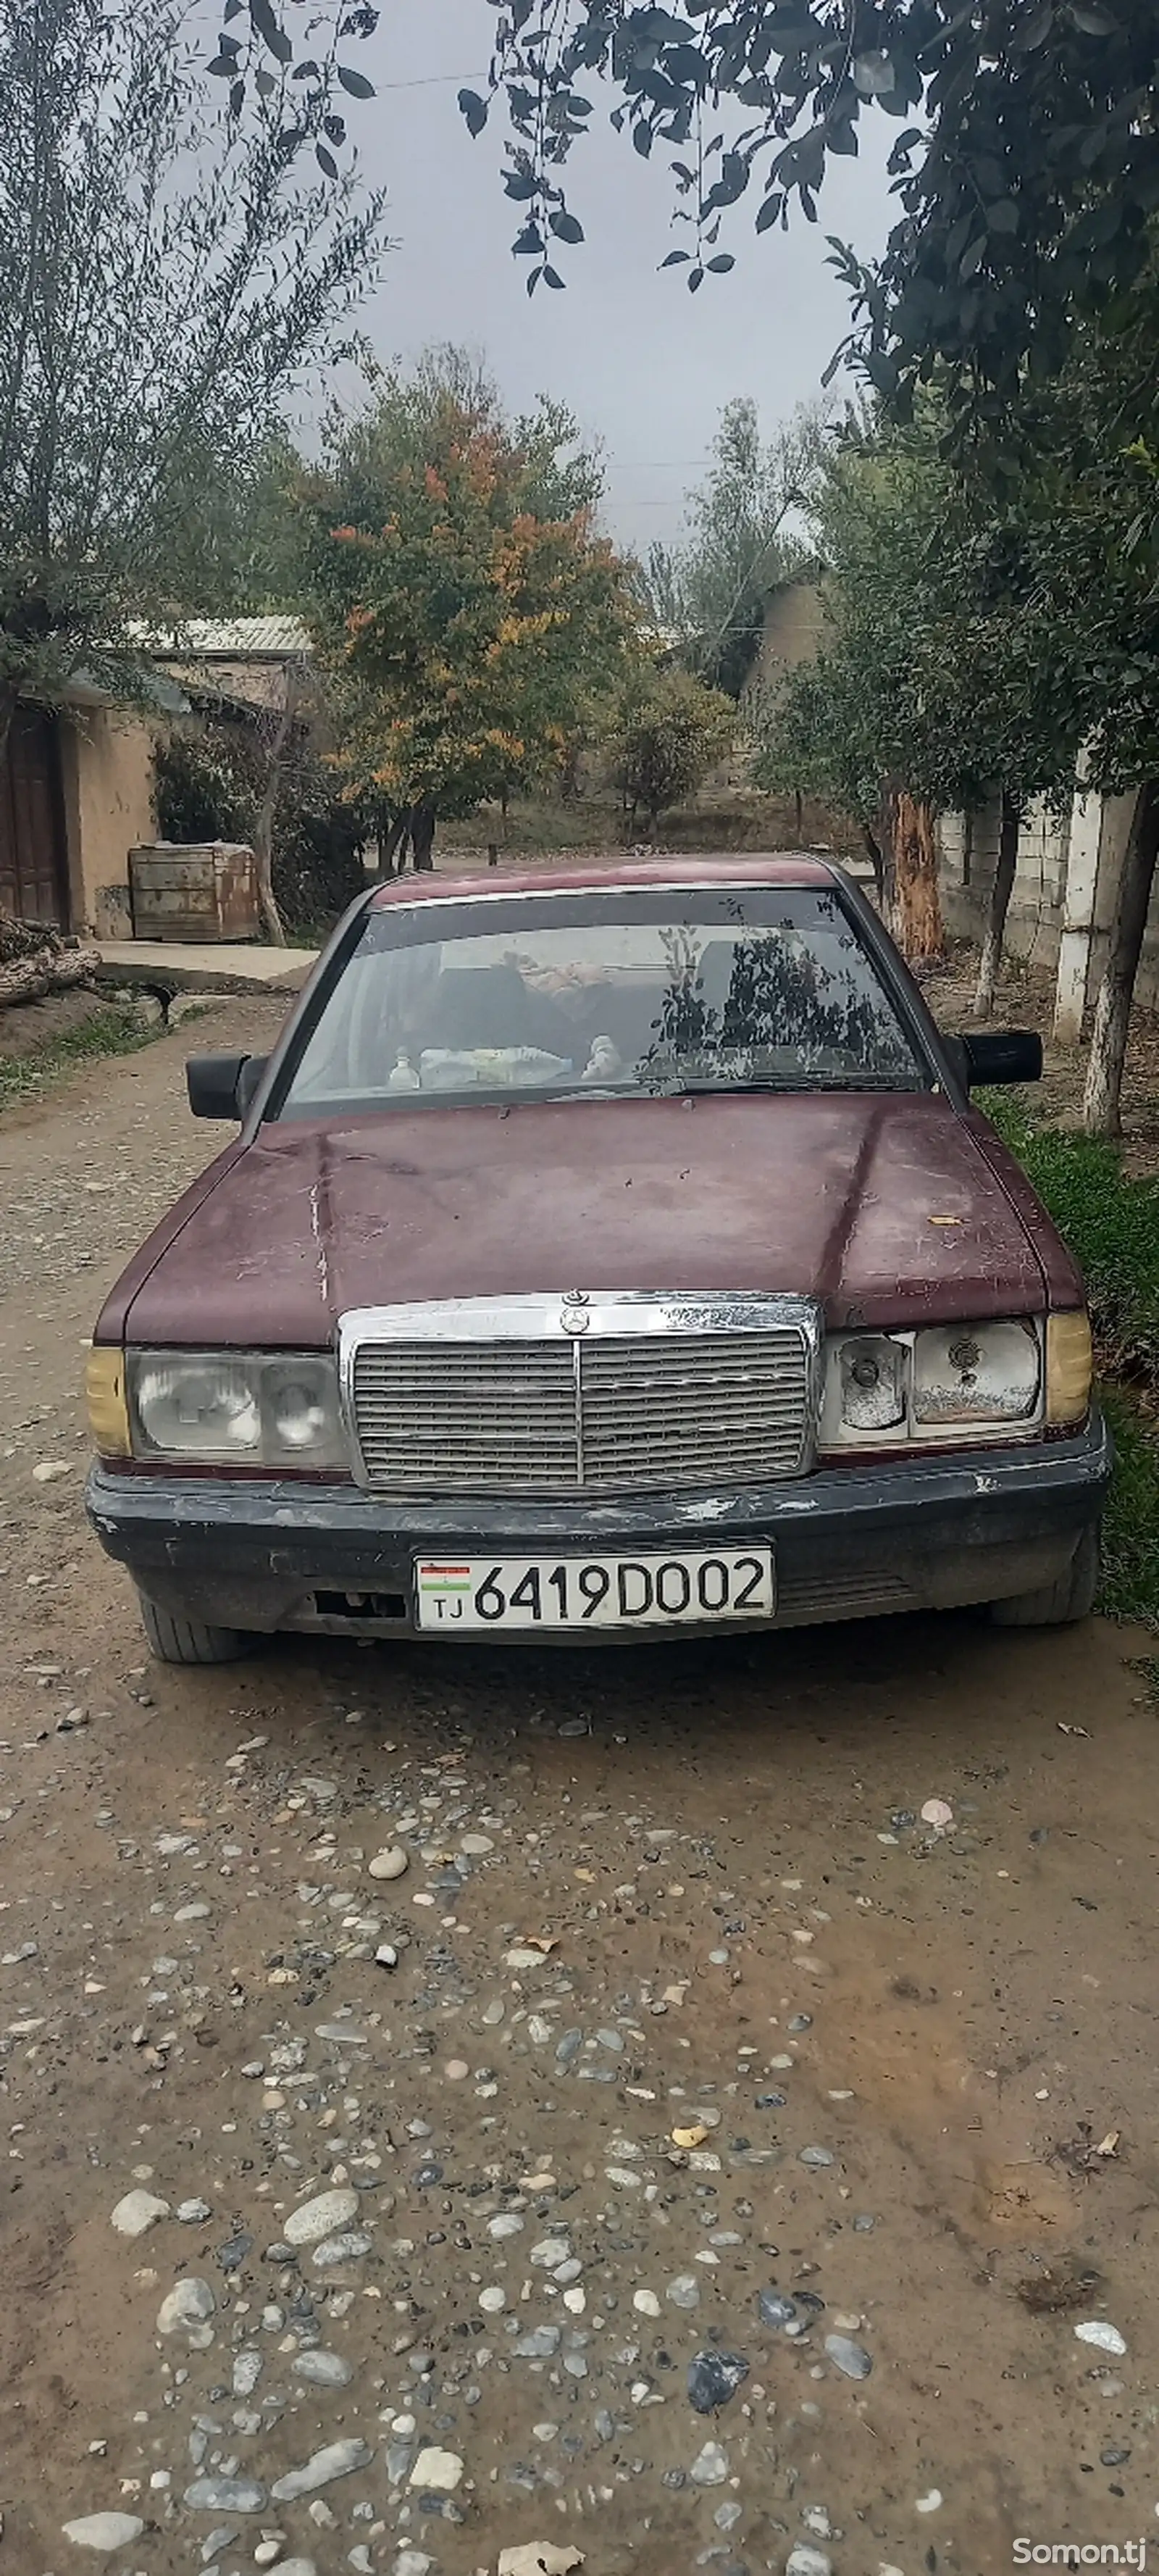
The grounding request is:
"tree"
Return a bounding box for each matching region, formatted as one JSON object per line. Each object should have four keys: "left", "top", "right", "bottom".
{"left": 646, "top": 399, "right": 819, "bottom": 695}
{"left": 754, "top": 403, "right": 1083, "bottom": 971}
{"left": 297, "top": 354, "right": 637, "bottom": 866}
{"left": 0, "top": 0, "right": 385, "bottom": 748}
{"left": 461, "top": 5, "right": 1159, "bottom": 434}
{"left": 614, "top": 668, "right": 736, "bottom": 835}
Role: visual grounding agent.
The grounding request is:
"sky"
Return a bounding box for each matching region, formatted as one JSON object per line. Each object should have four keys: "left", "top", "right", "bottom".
{"left": 339, "top": 0, "right": 895, "bottom": 554}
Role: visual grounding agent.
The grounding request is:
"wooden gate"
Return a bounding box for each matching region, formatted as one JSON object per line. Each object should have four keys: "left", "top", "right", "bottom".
{"left": 0, "top": 706, "right": 71, "bottom": 927}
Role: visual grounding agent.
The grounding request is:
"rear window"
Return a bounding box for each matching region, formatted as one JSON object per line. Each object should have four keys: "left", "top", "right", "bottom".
{"left": 277, "top": 885, "right": 928, "bottom": 1117}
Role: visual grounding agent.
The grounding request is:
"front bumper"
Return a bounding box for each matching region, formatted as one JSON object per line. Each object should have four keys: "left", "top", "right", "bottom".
{"left": 86, "top": 1412, "right": 1112, "bottom": 1640}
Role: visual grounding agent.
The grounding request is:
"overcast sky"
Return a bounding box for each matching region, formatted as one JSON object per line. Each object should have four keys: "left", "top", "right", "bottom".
{"left": 340, "top": 0, "right": 894, "bottom": 553}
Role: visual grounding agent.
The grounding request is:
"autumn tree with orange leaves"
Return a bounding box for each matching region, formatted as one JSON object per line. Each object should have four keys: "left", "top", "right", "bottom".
{"left": 298, "top": 349, "right": 637, "bottom": 870}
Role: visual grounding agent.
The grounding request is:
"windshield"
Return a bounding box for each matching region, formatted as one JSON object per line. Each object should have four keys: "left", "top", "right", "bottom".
{"left": 278, "top": 886, "right": 928, "bottom": 1117}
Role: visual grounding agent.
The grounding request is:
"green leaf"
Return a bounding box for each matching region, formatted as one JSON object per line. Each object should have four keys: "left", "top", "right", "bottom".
{"left": 543, "top": 264, "right": 566, "bottom": 289}
{"left": 755, "top": 191, "right": 782, "bottom": 233}
{"left": 1068, "top": 0, "right": 1115, "bottom": 28}
{"left": 549, "top": 208, "right": 585, "bottom": 243}
{"left": 316, "top": 141, "right": 338, "bottom": 178}
{"left": 337, "top": 64, "right": 375, "bottom": 99}
{"left": 987, "top": 199, "right": 1020, "bottom": 234}
{"left": 207, "top": 54, "right": 238, "bottom": 75}
{"left": 706, "top": 252, "right": 735, "bottom": 272}
{"left": 458, "top": 88, "right": 489, "bottom": 138}
{"left": 248, "top": 0, "right": 292, "bottom": 64}
{"left": 688, "top": 265, "right": 704, "bottom": 291}
{"left": 633, "top": 120, "right": 654, "bottom": 157}
{"left": 254, "top": 65, "right": 276, "bottom": 94}
{"left": 660, "top": 247, "right": 690, "bottom": 264}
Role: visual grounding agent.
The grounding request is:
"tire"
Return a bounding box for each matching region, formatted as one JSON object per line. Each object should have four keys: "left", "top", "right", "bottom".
{"left": 138, "top": 1593, "right": 257, "bottom": 1666}
{"left": 989, "top": 1527, "right": 1100, "bottom": 1628}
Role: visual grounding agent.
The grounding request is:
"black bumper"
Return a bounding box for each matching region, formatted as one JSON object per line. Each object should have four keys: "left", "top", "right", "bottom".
{"left": 86, "top": 1413, "right": 1112, "bottom": 1640}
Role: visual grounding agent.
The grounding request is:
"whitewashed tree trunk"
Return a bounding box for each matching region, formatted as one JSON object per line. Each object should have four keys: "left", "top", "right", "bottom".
{"left": 1082, "top": 778, "right": 1159, "bottom": 1137}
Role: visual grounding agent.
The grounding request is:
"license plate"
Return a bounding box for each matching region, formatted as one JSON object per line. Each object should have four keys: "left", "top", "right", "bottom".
{"left": 414, "top": 1546, "right": 775, "bottom": 1633}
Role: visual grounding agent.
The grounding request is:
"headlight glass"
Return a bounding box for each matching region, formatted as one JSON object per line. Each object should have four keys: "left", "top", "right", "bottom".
{"left": 912, "top": 1318, "right": 1040, "bottom": 1425}
{"left": 838, "top": 1335, "right": 907, "bottom": 1432}
{"left": 128, "top": 1351, "right": 346, "bottom": 1470}
{"left": 821, "top": 1317, "right": 1044, "bottom": 1449}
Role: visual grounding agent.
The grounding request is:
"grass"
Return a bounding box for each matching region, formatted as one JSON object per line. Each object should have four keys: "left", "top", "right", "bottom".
{"left": 979, "top": 1089, "right": 1159, "bottom": 1625}
{"left": 0, "top": 1001, "right": 164, "bottom": 1112}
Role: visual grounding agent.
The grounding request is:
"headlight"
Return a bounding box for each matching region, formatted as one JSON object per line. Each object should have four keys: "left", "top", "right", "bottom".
{"left": 821, "top": 1317, "right": 1044, "bottom": 1451}
{"left": 912, "top": 1319, "right": 1039, "bottom": 1425}
{"left": 127, "top": 1351, "right": 346, "bottom": 1470}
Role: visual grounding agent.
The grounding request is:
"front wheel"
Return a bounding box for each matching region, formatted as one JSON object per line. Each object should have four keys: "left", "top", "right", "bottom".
{"left": 138, "top": 1593, "right": 258, "bottom": 1666}
{"left": 989, "top": 1528, "right": 1100, "bottom": 1628}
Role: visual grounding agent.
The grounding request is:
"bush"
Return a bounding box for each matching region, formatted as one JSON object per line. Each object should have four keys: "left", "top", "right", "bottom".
{"left": 614, "top": 670, "right": 736, "bottom": 833}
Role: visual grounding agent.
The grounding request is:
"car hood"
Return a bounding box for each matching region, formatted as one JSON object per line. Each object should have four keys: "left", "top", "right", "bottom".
{"left": 116, "top": 1091, "right": 1063, "bottom": 1348}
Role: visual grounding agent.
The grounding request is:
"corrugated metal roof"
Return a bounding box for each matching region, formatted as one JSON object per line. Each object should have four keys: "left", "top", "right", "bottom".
{"left": 148, "top": 616, "right": 313, "bottom": 660}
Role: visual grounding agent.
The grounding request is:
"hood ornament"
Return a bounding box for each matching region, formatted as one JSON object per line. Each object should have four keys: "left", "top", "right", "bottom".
{"left": 561, "top": 1289, "right": 590, "bottom": 1335}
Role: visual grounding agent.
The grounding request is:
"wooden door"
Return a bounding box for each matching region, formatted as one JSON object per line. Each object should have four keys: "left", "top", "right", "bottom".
{"left": 0, "top": 706, "right": 71, "bottom": 927}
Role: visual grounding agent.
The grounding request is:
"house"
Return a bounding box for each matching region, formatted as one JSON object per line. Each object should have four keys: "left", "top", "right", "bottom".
{"left": 0, "top": 619, "right": 313, "bottom": 939}
{"left": 745, "top": 571, "right": 827, "bottom": 706}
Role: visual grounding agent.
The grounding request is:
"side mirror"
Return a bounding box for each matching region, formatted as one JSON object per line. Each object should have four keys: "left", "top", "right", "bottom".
{"left": 959, "top": 1030, "right": 1043, "bottom": 1089}
{"left": 186, "top": 1054, "right": 269, "bottom": 1120}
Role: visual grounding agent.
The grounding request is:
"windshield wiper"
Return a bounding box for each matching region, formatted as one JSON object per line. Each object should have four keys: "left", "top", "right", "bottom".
{"left": 659, "top": 1073, "right": 921, "bottom": 1098}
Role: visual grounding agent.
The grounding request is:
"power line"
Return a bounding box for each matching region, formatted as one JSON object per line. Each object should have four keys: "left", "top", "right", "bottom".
{"left": 380, "top": 70, "right": 488, "bottom": 91}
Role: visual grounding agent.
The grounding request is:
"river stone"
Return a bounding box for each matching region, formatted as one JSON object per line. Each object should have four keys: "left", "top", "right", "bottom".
{"left": 110, "top": 2188, "right": 170, "bottom": 2238}
{"left": 62, "top": 2514, "right": 146, "bottom": 2551}
{"left": 311, "top": 2230, "right": 372, "bottom": 2267}
{"left": 825, "top": 2332, "right": 872, "bottom": 2379}
{"left": 183, "top": 2476, "right": 267, "bottom": 2513}
{"left": 293, "top": 2348, "right": 354, "bottom": 2386}
{"left": 667, "top": 2275, "right": 700, "bottom": 2310}
{"left": 687, "top": 2350, "right": 749, "bottom": 2412}
{"left": 271, "top": 2438, "right": 373, "bottom": 2501}
{"left": 156, "top": 2276, "right": 215, "bottom": 2343}
{"left": 689, "top": 2441, "right": 729, "bottom": 2486}
{"left": 408, "top": 2446, "right": 464, "bottom": 2493}
{"left": 284, "top": 2188, "right": 359, "bottom": 2246}
{"left": 786, "top": 2551, "right": 832, "bottom": 2576}
{"left": 369, "top": 1846, "right": 409, "bottom": 1880}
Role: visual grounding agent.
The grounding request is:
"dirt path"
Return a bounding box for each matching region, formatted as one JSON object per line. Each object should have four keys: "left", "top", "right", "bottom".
{"left": 1, "top": 1007, "right": 1158, "bottom": 2576}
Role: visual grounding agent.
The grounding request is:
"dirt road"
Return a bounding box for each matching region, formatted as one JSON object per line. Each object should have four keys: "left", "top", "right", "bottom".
{"left": 1, "top": 1005, "right": 1158, "bottom": 2576}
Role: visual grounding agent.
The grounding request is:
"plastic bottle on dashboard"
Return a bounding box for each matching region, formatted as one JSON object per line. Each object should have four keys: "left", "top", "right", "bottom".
{"left": 387, "top": 1050, "right": 422, "bottom": 1093}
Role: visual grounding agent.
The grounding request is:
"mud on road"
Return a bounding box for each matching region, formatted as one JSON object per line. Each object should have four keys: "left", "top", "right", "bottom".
{"left": 1, "top": 1004, "right": 1158, "bottom": 2576}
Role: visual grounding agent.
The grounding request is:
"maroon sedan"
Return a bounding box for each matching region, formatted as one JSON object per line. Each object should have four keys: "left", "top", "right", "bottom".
{"left": 85, "top": 858, "right": 1108, "bottom": 1662}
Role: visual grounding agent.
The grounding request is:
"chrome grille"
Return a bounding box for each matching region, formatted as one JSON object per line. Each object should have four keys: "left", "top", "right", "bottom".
{"left": 347, "top": 1300, "right": 813, "bottom": 1496}
{"left": 353, "top": 1340, "right": 577, "bottom": 1493}
{"left": 579, "top": 1332, "right": 808, "bottom": 1491}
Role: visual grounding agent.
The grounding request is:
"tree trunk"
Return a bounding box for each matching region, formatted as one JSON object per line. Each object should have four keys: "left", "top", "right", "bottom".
{"left": 410, "top": 797, "right": 437, "bottom": 872}
{"left": 251, "top": 670, "right": 301, "bottom": 947}
{"left": 1082, "top": 777, "right": 1159, "bottom": 1138}
{"left": 794, "top": 786, "right": 803, "bottom": 840}
{"left": 974, "top": 788, "right": 1020, "bottom": 1020}
{"left": 860, "top": 822, "right": 886, "bottom": 907}
{"left": 377, "top": 807, "right": 410, "bottom": 879}
{"left": 0, "top": 686, "right": 18, "bottom": 763}
{"left": 886, "top": 786, "right": 945, "bottom": 967}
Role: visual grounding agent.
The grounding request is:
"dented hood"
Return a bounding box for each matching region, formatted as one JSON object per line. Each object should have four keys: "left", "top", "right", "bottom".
{"left": 109, "top": 1091, "right": 1074, "bottom": 1350}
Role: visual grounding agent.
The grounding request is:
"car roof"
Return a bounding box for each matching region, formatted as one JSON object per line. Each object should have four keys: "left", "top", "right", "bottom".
{"left": 366, "top": 852, "right": 845, "bottom": 909}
